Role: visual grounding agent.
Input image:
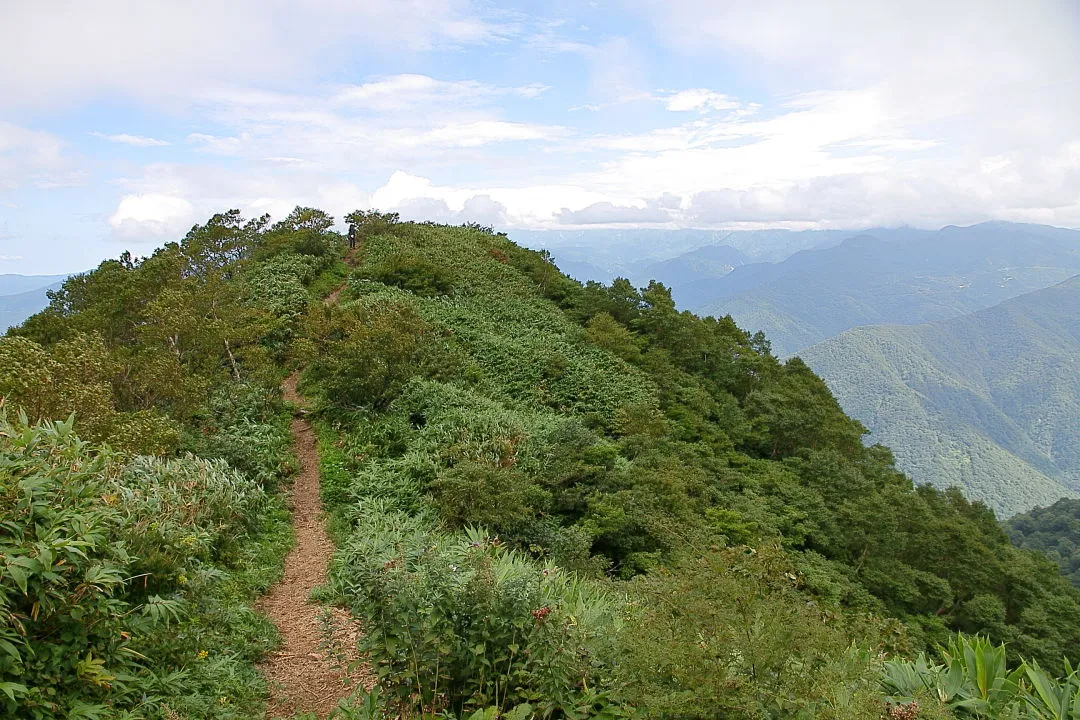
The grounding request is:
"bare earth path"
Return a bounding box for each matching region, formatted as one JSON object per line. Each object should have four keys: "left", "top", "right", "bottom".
{"left": 256, "top": 372, "right": 373, "bottom": 718}
{"left": 324, "top": 245, "right": 359, "bottom": 305}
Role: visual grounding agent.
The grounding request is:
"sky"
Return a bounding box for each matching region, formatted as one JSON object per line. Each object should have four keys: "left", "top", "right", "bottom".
{"left": 1, "top": 0, "right": 1079, "bottom": 274}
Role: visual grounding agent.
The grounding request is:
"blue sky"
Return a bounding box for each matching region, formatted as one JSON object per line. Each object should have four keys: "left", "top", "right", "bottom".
{"left": 2, "top": 0, "right": 1079, "bottom": 274}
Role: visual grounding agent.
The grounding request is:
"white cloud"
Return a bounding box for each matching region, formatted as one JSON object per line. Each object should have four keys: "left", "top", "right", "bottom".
{"left": 368, "top": 170, "right": 609, "bottom": 227}
{"left": 187, "top": 133, "right": 248, "bottom": 156}
{"left": 643, "top": 0, "right": 1080, "bottom": 143}
{"left": 17, "top": 0, "right": 1078, "bottom": 259}
{"left": 0, "top": 122, "right": 83, "bottom": 191}
{"left": 556, "top": 196, "right": 680, "bottom": 225}
{"left": 664, "top": 89, "right": 740, "bottom": 112}
{"left": 109, "top": 194, "right": 196, "bottom": 239}
{"left": 332, "top": 74, "right": 548, "bottom": 112}
{"left": 89, "top": 132, "right": 170, "bottom": 147}
{"left": 413, "top": 120, "right": 562, "bottom": 148}
{"left": 175, "top": 76, "right": 563, "bottom": 172}
{"left": 0, "top": 255, "right": 24, "bottom": 261}
{"left": 589, "top": 37, "right": 648, "bottom": 103}
{"left": 104, "top": 163, "right": 373, "bottom": 241}
{"left": 0, "top": 1, "right": 513, "bottom": 108}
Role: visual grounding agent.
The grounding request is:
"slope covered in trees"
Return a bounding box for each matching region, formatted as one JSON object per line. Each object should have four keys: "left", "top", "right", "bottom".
{"left": 696, "top": 223, "right": 1080, "bottom": 358}
{"left": 1, "top": 208, "right": 345, "bottom": 718}
{"left": 1008, "top": 498, "right": 1080, "bottom": 588}
{"left": 802, "top": 276, "right": 1080, "bottom": 516}
{"left": 5, "top": 211, "right": 1080, "bottom": 719}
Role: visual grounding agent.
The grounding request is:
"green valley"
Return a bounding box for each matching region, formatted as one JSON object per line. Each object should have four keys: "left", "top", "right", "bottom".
{"left": 802, "top": 276, "right": 1080, "bottom": 517}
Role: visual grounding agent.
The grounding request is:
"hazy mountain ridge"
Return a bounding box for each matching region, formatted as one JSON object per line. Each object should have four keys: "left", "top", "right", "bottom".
{"left": 694, "top": 223, "right": 1080, "bottom": 358}
{"left": 513, "top": 227, "right": 854, "bottom": 285}
{"left": 802, "top": 275, "right": 1080, "bottom": 516}
{"left": 0, "top": 273, "right": 69, "bottom": 296}
{"left": 0, "top": 274, "right": 70, "bottom": 331}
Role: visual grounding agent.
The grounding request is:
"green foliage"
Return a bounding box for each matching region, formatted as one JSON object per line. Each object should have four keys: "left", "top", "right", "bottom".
{"left": 620, "top": 545, "right": 893, "bottom": 719}
{"left": 1008, "top": 498, "right": 1080, "bottom": 588}
{"left": 335, "top": 521, "right": 624, "bottom": 718}
{"left": 183, "top": 382, "right": 296, "bottom": 490}
{"left": 882, "top": 634, "right": 1080, "bottom": 719}
{"left": 12, "top": 210, "right": 1080, "bottom": 718}
{"left": 0, "top": 206, "right": 328, "bottom": 718}
{"left": 295, "top": 220, "right": 1080, "bottom": 672}
{"left": 0, "top": 412, "right": 288, "bottom": 719}
{"left": 357, "top": 253, "right": 455, "bottom": 297}
{"left": 344, "top": 209, "right": 400, "bottom": 242}
{"left": 802, "top": 276, "right": 1080, "bottom": 517}
{"left": 0, "top": 333, "right": 180, "bottom": 454}
{"left": 431, "top": 461, "right": 551, "bottom": 534}
{"left": 303, "top": 298, "right": 452, "bottom": 410}
{"left": 258, "top": 206, "right": 341, "bottom": 258}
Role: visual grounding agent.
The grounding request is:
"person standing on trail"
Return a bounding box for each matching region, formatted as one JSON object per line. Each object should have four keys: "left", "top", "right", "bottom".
{"left": 347, "top": 222, "right": 357, "bottom": 250}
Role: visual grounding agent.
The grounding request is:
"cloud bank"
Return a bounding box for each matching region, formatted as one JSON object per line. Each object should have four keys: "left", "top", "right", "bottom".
{"left": 1, "top": 0, "right": 1078, "bottom": 270}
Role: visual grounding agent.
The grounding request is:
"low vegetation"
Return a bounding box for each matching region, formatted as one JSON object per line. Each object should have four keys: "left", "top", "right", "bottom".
{"left": 4, "top": 209, "right": 1080, "bottom": 718}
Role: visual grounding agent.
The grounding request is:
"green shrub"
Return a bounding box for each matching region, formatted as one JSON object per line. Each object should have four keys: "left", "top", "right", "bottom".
{"left": 334, "top": 520, "right": 625, "bottom": 719}
{"left": 182, "top": 383, "right": 294, "bottom": 490}
{"left": 430, "top": 461, "right": 551, "bottom": 534}
{"left": 0, "top": 414, "right": 134, "bottom": 718}
{"left": 620, "top": 545, "right": 892, "bottom": 719}
{"left": 358, "top": 253, "right": 454, "bottom": 297}
{"left": 881, "top": 633, "right": 1080, "bottom": 719}
{"left": 0, "top": 412, "right": 282, "bottom": 719}
{"left": 304, "top": 300, "right": 453, "bottom": 410}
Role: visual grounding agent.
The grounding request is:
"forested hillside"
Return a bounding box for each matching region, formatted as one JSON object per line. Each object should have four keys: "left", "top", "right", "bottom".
{"left": 696, "top": 223, "right": 1080, "bottom": 358}
{"left": 802, "top": 276, "right": 1080, "bottom": 516}
{"left": 1009, "top": 498, "right": 1080, "bottom": 588}
{"left": 5, "top": 211, "right": 1080, "bottom": 719}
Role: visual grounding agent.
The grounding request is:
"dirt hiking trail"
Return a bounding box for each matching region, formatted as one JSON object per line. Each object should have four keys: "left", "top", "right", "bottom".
{"left": 257, "top": 372, "right": 372, "bottom": 717}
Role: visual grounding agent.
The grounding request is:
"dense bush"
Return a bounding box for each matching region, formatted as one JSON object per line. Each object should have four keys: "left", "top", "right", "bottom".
{"left": 1008, "top": 497, "right": 1080, "bottom": 588}
{"left": 12, "top": 209, "right": 1080, "bottom": 718}
{"left": 0, "top": 334, "right": 180, "bottom": 454}
{"left": 620, "top": 544, "right": 897, "bottom": 719}
{"left": 183, "top": 382, "right": 295, "bottom": 490}
{"left": 357, "top": 252, "right": 455, "bottom": 297}
{"left": 335, "top": 520, "right": 623, "bottom": 718}
{"left": 303, "top": 297, "right": 455, "bottom": 410}
{"left": 298, "top": 221, "right": 1080, "bottom": 671}
{"left": 882, "top": 634, "right": 1080, "bottom": 719}
{"left": 0, "top": 413, "right": 283, "bottom": 719}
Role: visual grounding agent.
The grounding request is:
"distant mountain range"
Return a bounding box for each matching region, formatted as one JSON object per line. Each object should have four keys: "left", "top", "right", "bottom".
{"left": 512, "top": 227, "right": 854, "bottom": 285}
{"left": 801, "top": 276, "right": 1080, "bottom": 517}
{"left": 692, "top": 223, "right": 1080, "bottom": 358}
{"left": 0, "top": 274, "right": 69, "bottom": 331}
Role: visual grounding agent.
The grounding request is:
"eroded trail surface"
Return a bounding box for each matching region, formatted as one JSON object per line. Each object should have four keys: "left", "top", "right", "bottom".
{"left": 257, "top": 372, "right": 371, "bottom": 718}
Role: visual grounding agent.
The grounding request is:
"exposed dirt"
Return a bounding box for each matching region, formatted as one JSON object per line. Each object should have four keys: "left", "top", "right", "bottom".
{"left": 257, "top": 372, "right": 373, "bottom": 718}
{"left": 324, "top": 284, "right": 346, "bottom": 306}
{"left": 324, "top": 245, "right": 360, "bottom": 306}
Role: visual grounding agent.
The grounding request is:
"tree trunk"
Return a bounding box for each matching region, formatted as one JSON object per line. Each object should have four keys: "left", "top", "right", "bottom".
{"left": 224, "top": 339, "right": 241, "bottom": 381}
